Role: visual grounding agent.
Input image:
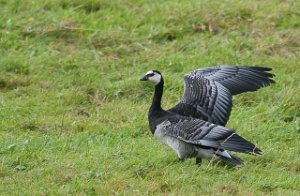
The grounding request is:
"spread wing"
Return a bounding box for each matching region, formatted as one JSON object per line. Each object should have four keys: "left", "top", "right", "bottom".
{"left": 187, "top": 66, "right": 275, "bottom": 95}
{"left": 169, "top": 77, "right": 232, "bottom": 126}
{"left": 161, "top": 119, "right": 261, "bottom": 154}
{"left": 168, "top": 66, "right": 275, "bottom": 126}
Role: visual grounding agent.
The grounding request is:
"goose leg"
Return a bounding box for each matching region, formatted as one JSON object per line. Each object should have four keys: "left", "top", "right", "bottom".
{"left": 178, "top": 158, "right": 184, "bottom": 163}
{"left": 196, "top": 157, "right": 202, "bottom": 165}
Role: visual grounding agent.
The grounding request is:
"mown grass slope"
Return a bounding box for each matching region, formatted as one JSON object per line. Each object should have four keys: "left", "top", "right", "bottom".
{"left": 0, "top": 0, "right": 299, "bottom": 195}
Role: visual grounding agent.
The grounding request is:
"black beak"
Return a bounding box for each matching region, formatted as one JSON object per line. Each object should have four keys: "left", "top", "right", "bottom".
{"left": 140, "top": 75, "right": 148, "bottom": 81}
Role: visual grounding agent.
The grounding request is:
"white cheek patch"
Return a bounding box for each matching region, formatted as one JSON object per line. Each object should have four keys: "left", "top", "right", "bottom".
{"left": 146, "top": 70, "right": 154, "bottom": 75}
{"left": 149, "top": 74, "right": 161, "bottom": 85}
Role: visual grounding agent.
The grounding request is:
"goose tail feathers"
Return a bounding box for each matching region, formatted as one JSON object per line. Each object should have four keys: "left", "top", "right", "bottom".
{"left": 218, "top": 153, "right": 244, "bottom": 167}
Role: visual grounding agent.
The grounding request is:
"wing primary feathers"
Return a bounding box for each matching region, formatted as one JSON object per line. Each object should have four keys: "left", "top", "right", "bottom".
{"left": 187, "top": 65, "right": 275, "bottom": 95}
{"left": 220, "top": 133, "right": 262, "bottom": 154}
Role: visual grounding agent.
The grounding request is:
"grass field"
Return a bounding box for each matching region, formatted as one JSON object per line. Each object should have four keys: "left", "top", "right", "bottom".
{"left": 0, "top": 0, "right": 300, "bottom": 195}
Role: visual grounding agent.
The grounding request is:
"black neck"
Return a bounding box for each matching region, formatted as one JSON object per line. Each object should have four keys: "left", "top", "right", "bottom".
{"left": 149, "top": 78, "right": 164, "bottom": 114}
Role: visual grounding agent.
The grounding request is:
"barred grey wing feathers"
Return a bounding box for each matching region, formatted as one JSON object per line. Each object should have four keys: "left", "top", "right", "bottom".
{"left": 169, "top": 65, "right": 275, "bottom": 126}
{"left": 170, "top": 76, "right": 232, "bottom": 126}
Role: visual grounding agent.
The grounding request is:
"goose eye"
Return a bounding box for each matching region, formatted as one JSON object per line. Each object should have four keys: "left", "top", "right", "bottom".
{"left": 148, "top": 73, "right": 155, "bottom": 77}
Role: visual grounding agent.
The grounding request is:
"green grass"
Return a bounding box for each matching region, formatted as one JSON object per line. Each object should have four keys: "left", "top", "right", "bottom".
{"left": 0, "top": 0, "right": 300, "bottom": 195}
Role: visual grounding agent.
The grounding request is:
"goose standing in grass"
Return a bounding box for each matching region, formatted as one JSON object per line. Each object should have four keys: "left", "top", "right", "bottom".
{"left": 140, "top": 66, "right": 275, "bottom": 166}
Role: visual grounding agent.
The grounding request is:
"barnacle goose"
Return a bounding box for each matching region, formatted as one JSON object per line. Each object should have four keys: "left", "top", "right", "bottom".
{"left": 140, "top": 66, "right": 275, "bottom": 166}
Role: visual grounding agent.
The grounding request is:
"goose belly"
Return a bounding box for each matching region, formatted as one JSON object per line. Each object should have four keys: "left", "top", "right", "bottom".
{"left": 196, "top": 148, "right": 215, "bottom": 159}
{"left": 154, "top": 129, "right": 195, "bottom": 159}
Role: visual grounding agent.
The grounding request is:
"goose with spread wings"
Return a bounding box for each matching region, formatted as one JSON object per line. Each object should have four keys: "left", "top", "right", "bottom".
{"left": 140, "top": 66, "right": 275, "bottom": 166}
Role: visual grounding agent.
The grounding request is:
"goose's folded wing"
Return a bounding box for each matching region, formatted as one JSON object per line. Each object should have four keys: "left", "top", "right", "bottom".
{"left": 188, "top": 66, "right": 275, "bottom": 95}
{"left": 161, "top": 119, "right": 261, "bottom": 154}
{"left": 169, "top": 77, "right": 232, "bottom": 126}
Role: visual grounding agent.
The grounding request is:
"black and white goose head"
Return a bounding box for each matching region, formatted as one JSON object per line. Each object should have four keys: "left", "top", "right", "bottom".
{"left": 140, "top": 70, "right": 163, "bottom": 85}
